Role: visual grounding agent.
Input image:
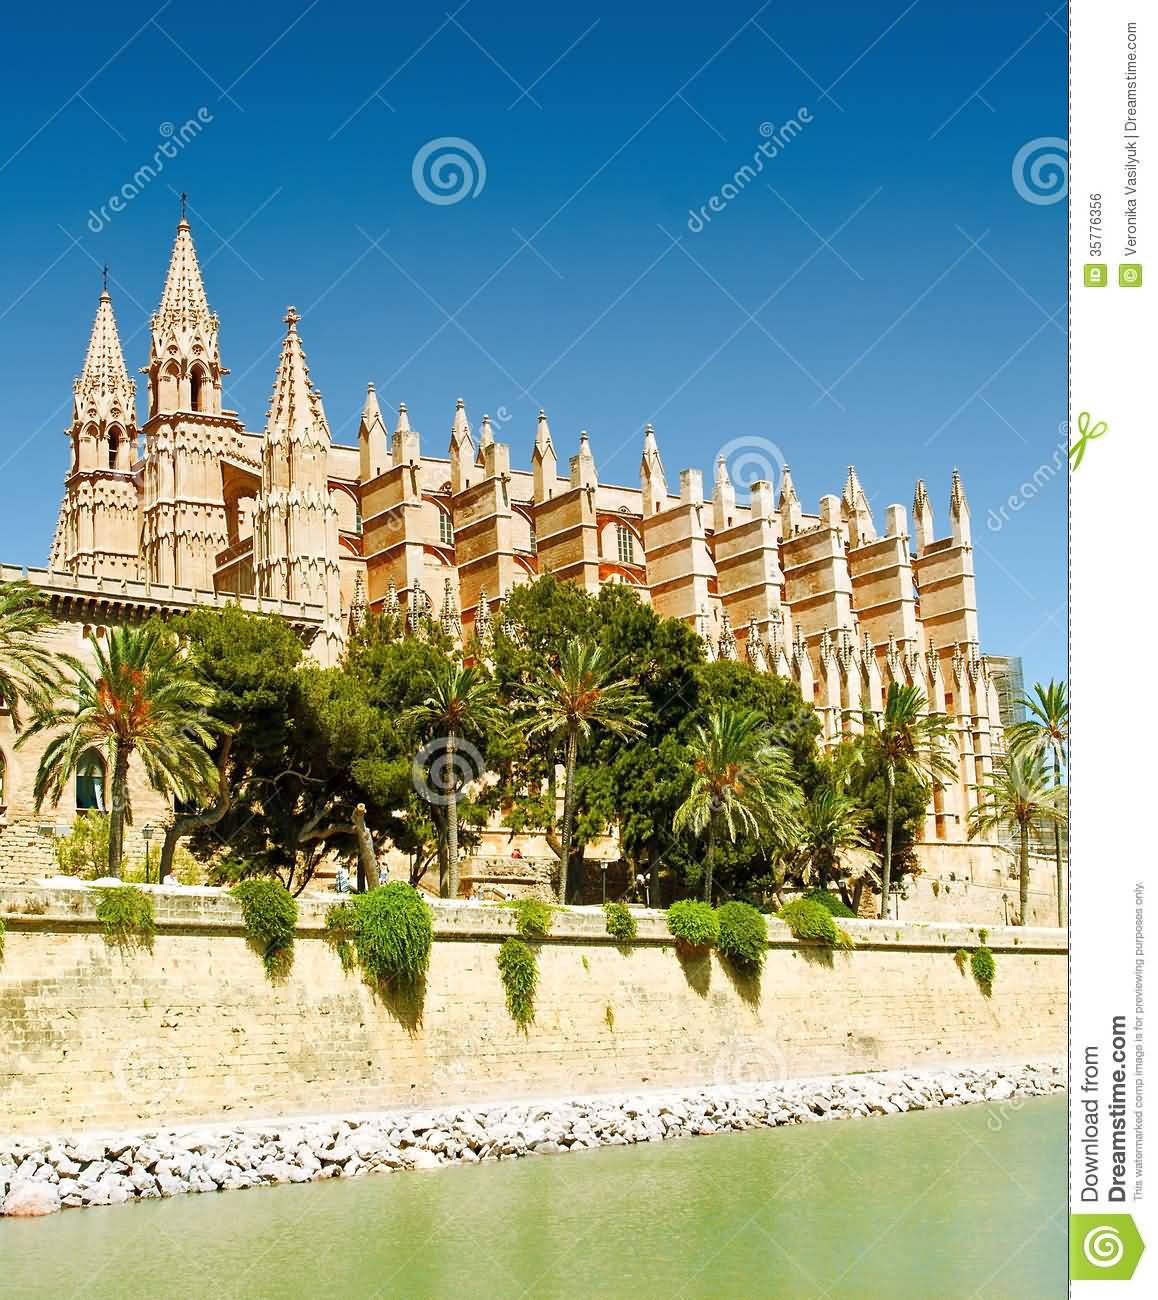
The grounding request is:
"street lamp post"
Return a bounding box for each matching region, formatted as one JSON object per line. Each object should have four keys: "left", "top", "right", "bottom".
{"left": 141, "top": 825, "right": 154, "bottom": 883}
{"left": 600, "top": 862, "right": 608, "bottom": 905}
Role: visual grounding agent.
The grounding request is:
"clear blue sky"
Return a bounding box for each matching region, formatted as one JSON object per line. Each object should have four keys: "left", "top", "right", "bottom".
{"left": 0, "top": 0, "right": 1066, "bottom": 686}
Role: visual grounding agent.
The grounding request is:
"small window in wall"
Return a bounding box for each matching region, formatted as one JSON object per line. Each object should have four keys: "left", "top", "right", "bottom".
{"left": 108, "top": 434, "right": 118, "bottom": 470}
{"left": 439, "top": 512, "right": 454, "bottom": 546}
{"left": 528, "top": 518, "right": 537, "bottom": 553}
{"left": 616, "top": 523, "right": 635, "bottom": 565}
{"left": 75, "top": 752, "right": 106, "bottom": 812}
{"left": 190, "top": 368, "right": 205, "bottom": 412}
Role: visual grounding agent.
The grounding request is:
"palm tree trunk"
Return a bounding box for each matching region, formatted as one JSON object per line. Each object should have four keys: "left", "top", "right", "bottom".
{"left": 1052, "top": 748, "right": 1064, "bottom": 927}
{"left": 107, "top": 745, "right": 129, "bottom": 878}
{"left": 880, "top": 773, "right": 895, "bottom": 919}
{"left": 446, "top": 730, "right": 460, "bottom": 899}
{"left": 1019, "top": 820, "right": 1030, "bottom": 926}
{"left": 352, "top": 803, "right": 380, "bottom": 891}
{"left": 558, "top": 729, "right": 579, "bottom": 903}
{"left": 703, "top": 820, "right": 715, "bottom": 903}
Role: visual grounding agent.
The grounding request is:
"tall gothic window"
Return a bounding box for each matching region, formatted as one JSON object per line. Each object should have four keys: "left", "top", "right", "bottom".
{"left": 108, "top": 432, "right": 119, "bottom": 470}
{"left": 528, "top": 517, "right": 537, "bottom": 553}
{"left": 616, "top": 524, "right": 635, "bottom": 565}
{"left": 439, "top": 512, "right": 454, "bottom": 546}
{"left": 189, "top": 367, "right": 205, "bottom": 412}
{"left": 75, "top": 751, "right": 106, "bottom": 812}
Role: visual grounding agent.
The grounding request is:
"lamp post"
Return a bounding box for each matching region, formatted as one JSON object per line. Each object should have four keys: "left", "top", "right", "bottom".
{"left": 600, "top": 862, "right": 608, "bottom": 905}
{"left": 141, "top": 825, "right": 154, "bottom": 883}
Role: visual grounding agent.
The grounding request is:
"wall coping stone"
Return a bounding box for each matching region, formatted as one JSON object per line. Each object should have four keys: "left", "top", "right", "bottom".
{"left": 0, "top": 883, "right": 1067, "bottom": 954}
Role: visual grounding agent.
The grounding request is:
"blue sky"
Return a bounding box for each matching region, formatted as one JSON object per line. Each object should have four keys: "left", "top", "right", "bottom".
{"left": 0, "top": 0, "right": 1066, "bottom": 686}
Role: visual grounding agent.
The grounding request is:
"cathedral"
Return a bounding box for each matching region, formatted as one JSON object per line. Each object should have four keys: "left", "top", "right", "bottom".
{"left": 1, "top": 213, "right": 1009, "bottom": 885}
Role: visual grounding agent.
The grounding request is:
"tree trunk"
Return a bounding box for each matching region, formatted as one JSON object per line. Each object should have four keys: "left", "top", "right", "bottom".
{"left": 445, "top": 731, "right": 460, "bottom": 899}
{"left": 557, "top": 729, "right": 578, "bottom": 903}
{"left": 107, "top": 745, "right": 129, "bottom": 878}
{"left": 850, "top": 879, "right": 864, "bottom": 915}
{"left": 1052, "top": 748, "right": 1064, "bottom": 927}
{"left": 703, "top": 820, "right": 715, "bottom": 903}
{"left": 352, "top": 803, "right": 380, "bottom": 891}
{"left": 159, "top": 734, "right": 234, "bottom": 883}
{"left": 1019, "top": 820, "right": 1030, "bottom": 926}
{"left": 879, "top": 773, "right": 895, "bottom": 919}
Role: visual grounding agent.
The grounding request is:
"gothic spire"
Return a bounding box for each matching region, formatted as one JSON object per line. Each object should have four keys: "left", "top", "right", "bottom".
{"left": 155, "top": 214, "right": 213, "bottom": 335}
{"left": 265, "top": 307, "right": 330, "bottom": 449}
{"left": 74, "top": 285, "right": 136, "bottom": 425}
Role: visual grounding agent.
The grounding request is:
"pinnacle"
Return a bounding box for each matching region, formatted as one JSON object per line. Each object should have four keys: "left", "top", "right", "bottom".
{"left": 75, "top": 288, "right": 136, "bottom": 422}
{"left": 155, "top": 217, "right": 213, "bottom": 333}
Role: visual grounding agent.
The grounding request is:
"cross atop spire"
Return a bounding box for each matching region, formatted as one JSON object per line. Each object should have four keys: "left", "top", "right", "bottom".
{"left": 101, "top": 264, "right": 109, "bottom": 295}
{"left": 179, "top": 191, "right": 188, "bottom": 224}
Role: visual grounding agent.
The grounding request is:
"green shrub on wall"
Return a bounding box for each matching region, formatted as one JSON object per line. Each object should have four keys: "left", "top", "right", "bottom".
{"left": 233, "top": 879, "right": 297, "bottom": 978}
{"left": 777, "top": 898, "right": 855, "bottom": 951}
{"left": 716, "top": 901, "right": 768, "bottom": 972}
{"left": 497, "top": 937, "right": 538, "bottom": 1028}
{"left": 603, "top": 901, "right": 637, "bottom": 942}
{"left": 804, "top": 889, "right": 856, "bottom": 919}
{"left": 94, "top": 885, "right": 155, "bottom": 950}
{"left": 55, "top": 812, "right": 119, "bottom": 879}
{"left": 503, "top": 897, "right": 555, "bottom": 939}
{"left": 666, "top": 900, "right": 719, "bottom": 951}
{"left": 971, "top": 946, "right": 996, "bottom": 996}
{"left": 342, "top": 883, "right": 434, "bottom": 991}
{"left": 0, "top": 916, "right": 5, "bottom": 962}
{"left": 953, "top": 947, "right": 969, "bottom": 974}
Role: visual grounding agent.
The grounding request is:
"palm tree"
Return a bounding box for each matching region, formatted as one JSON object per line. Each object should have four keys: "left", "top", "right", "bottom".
{"left": 1005, "top": 680, "right": 1068, "bottom": 925}
{"left": 405, "top": 661, "right": 502, "bottom": 899}
{"left": 862, "top": 682, "right": 959, "bottom": 919}
{"left": 673, "top": 705, "right": 802, "bottom": 903}
{"left": 796, "top": 785, "right": 871, "bottom": 896}
{"left": 0, "top": 580, "right": 62, "bottom": 726}
{"left": 522, "top": 642, "right": 645, "bottom": 903}
{"left": 969, "top": 752, "right": 1068, "bottom": 926}
{"left": 19, "top": 624, "right": 219, "bottom": 877}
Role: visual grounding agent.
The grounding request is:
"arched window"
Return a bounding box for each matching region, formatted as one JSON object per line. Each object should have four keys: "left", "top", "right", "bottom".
{"left": 108, "top": 431, "right": 119, "bottom": 470}
{"left": 75, "top": 752, "right": 106, "bottom": 812}
{"left": 439, "top": 512, "right": 454, "bottom": 546}
{"left": 616, "top": 524, "right": 635, "bottom": 565}
{"left": 189, "top": 367, "right": 206, "bottom": 412}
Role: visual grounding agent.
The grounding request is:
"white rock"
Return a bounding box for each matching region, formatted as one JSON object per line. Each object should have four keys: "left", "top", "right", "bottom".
{"left": 3, "top": 1182, "right": 61, "bottom": 1216}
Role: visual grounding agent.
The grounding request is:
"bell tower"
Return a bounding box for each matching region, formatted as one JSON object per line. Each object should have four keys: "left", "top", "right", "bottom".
{"left": 140, "top": 203, "right": 238, "bottom": 588}
{"left": 50, "top": 276, "right": 140, "bottom": 578}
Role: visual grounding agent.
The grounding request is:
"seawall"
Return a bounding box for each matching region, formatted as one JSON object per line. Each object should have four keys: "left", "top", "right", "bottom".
{"left": 0, "top": 885, "right": 1067, "bottom": 1136}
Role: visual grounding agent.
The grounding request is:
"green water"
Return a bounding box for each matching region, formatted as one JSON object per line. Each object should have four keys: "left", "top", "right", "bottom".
{"left": 1, "top": 1096, "right": 1065, "bottom": 1299}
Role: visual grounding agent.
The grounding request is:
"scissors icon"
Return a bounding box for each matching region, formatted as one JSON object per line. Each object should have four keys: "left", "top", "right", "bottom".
{"left": 1069, "top": 411, "right": 1107, "bottom": 470}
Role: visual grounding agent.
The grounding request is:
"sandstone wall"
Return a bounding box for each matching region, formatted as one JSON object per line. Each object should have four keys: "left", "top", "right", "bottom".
{"left": 0, "top": 886, "right": 1066, "bottom": 1137}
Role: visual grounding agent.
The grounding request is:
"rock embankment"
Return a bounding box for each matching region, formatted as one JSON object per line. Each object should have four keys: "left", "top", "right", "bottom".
{"left": 2, "top": 1060, "right": 1063, "bottom": 1216}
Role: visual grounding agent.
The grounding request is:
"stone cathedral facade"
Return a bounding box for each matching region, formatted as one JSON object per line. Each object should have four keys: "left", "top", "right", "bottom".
{"left": 1, "top": 215, "right": 1010, "bottom": 881}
